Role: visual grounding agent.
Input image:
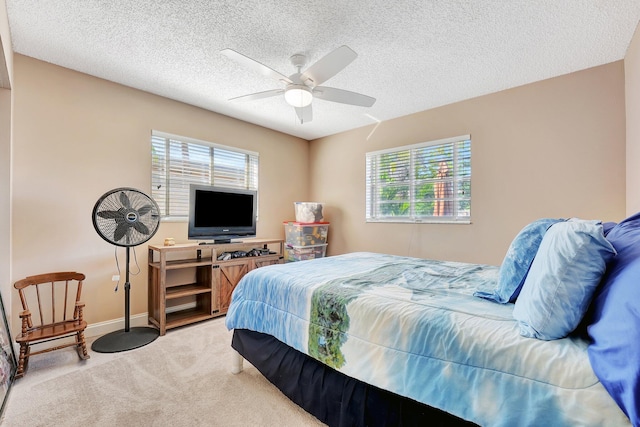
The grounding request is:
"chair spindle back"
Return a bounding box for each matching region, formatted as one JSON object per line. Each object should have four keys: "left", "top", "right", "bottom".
{"left": 15, "top": 272, "right": 85, "bottom": 330}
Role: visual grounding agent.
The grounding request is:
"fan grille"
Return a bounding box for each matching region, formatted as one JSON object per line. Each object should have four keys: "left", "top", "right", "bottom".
{"left": 92, "top": 188, "right": 160, "bottom": 247}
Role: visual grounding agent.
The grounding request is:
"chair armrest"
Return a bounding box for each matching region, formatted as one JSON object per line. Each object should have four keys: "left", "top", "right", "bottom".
{"left": 18, "top": 309, "right": 32, "bottom": 333}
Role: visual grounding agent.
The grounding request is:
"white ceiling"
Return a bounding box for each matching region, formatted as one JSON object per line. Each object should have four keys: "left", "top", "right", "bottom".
{"left": 5, "top": 1, "right": 640, "bottom": 140}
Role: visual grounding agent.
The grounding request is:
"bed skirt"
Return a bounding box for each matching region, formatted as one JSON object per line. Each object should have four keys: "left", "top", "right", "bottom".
{"left": 231, "top": 328, "right": 477, "bottom": 427}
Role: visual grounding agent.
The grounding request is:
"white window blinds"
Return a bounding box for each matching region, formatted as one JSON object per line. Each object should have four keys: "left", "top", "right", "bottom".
{"left": 151, "top": 131, "right": 259, "bottom": 219}
{"left": 366, "top": 135, "right": 471, "bottom": 223}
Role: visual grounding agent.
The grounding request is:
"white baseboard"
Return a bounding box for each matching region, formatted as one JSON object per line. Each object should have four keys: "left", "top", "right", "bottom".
{"left": 11, "top": 312, "right": 177, "bottom": 356}
{"left": 84, "top": 302, "right": 197, "bottom": 338}
{"left": 11, "top": 313, "right": 154, "bottom": 356}
{"left": 85, "top": 312, "right": 151, "bottom": 338}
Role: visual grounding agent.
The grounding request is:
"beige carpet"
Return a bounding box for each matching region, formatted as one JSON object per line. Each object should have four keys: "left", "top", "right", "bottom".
{"left": 0, "top": 318, "right": 326, "bottom": 426}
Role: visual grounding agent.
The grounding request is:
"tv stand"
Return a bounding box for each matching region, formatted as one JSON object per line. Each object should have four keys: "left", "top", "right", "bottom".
{"left": 148, "top": 238, "right": 284, "bottom": 335}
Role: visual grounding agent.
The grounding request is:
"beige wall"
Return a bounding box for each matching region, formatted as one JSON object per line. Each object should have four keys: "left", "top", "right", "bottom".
{"left": 310, "top": 61, "right": 627, "bottom": 266}
{"left": 0, "top": 0, "right": 12, "bottom": 314}
{"left": 626, "top": 21, "right": 640, "bottom": 216}
{"left": 11, "top": 54, "right": 309, "bottom": 332}
{"left": 0, "top": 88, "right": 9, "bottom": 312}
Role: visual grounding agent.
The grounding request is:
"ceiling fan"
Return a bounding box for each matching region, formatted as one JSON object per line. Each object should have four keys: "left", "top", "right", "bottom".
{"left": 220, "top": 45, "right": 376, "bottom": 124}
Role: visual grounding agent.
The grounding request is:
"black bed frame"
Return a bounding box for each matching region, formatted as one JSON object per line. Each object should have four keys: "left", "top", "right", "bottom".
{"left": 232, "top": 329, "right": 477, "bottom": 427}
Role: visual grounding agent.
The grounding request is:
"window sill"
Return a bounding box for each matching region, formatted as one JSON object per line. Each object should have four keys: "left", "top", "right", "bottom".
{"left": 366, "top": 219, "right": 472, "bottom": 225}
{"left": 161, "top": 217, "right": 188, "bottom": 223}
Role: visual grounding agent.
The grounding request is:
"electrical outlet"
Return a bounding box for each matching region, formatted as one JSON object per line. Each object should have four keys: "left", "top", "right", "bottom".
{"left": 112, "top": 275, "right": 120, "bottom": 282}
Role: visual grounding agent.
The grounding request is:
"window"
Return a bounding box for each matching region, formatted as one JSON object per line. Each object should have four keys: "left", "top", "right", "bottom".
{"left": 151, "top": 131, "right": 259, "bottom": 219}
{"left": 366, "top": 135, "right": 471, "bottom": 223}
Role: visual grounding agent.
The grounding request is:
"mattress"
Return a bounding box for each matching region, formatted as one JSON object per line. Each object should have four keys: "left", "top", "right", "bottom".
{"left": 225, "top": 252, "right": 629, "bottom": 426}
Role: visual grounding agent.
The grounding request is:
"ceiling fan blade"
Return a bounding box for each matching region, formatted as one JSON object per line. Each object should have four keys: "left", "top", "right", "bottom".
{"left": 313, "top": 86, "right": 376, "bottom": 107}
{"left": 229, "top": 89, "right": 283, "bottom": 102}
{"left": 221, "top": 48, "right": 292, "bottom": 84}
{"left": 301, "top": 45, "right": 357, "bottom": 87}
{"left": 295, "top": 105, "right": 313, "bottom": 124}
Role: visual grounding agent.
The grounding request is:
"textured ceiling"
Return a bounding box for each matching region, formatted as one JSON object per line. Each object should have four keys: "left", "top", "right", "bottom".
{"left": 5, "top": 1, "right": 640, "bottom": 140}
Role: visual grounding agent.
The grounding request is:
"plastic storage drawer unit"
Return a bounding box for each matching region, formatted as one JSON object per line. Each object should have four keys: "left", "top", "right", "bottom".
{"left": 285, "top": 243, "right": 327, "bottom": 262}
{"left": 283, "top": 221, "right": 329, "bottom": 246}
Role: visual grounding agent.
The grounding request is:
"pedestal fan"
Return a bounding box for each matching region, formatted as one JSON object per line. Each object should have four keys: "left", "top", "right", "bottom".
{"left": 91, "top": 187, "right": 161, "bottom": 353}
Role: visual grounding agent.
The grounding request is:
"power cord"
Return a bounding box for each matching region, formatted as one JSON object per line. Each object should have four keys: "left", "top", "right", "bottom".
{"left": 130, "top": 246, "right": 141, "bottom": 276}
{"left": 114, "top": 246, "right": 121, "bottom": 292}
{"left": 113, "top": 246, "right": 141, "bottom": 292}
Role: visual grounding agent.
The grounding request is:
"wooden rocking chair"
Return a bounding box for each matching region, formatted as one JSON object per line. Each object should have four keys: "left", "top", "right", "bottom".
{"left": 13, "top": 272, "right": 90, "bottom": 378}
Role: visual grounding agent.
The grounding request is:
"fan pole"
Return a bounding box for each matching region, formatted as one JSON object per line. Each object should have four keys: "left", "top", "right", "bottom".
{"left": 124, "top": 246, "right": 131, "bottom": 332}
{"left": 91, "top": 246, "right": 160, "bottom": 353}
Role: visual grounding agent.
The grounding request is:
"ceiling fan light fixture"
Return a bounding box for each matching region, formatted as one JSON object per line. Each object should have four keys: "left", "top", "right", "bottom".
{"left": 284, "top": 85, "right": 313, "bottom": 107}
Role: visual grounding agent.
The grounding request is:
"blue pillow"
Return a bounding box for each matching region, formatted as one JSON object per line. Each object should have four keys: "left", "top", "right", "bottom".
{"left": 588, "top": 212, "right": 640, "bottom": 424}
{"left": 474, "top": 218, "right": 563, "bottom": 303}
{"left": 513, "top": 219, "right": 615, "bottom": 340}
{"left": 602, "top": 221, "right": 617, "bottom": 236}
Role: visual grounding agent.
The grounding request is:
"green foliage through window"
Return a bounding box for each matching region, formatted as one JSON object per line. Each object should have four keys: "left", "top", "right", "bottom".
{"left": 366, "top": 135, "right": 471, "bottom": 222}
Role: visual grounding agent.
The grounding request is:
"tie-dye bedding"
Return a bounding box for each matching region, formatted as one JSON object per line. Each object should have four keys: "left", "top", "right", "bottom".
{"left": 225, "top": 252, "right": 629, "bottom": 426}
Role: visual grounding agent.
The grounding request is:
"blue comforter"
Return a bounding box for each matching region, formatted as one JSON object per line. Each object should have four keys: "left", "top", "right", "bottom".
{"left": 226, "top": 252, "right": 629, "bottom": 426}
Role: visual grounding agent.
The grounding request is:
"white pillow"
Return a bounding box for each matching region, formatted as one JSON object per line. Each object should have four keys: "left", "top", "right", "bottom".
{"left": 513, "top": 219, "right": 616, "bottom": 340}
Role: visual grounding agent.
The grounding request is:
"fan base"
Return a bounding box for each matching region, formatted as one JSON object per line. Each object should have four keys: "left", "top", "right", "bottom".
{"left": 91, "top": 326, "right": 160, "bottom": 353}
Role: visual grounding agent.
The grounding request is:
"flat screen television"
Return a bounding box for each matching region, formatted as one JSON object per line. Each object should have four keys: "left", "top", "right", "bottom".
{"left": 188, "top": 184, "right": 257, "bottom": 244}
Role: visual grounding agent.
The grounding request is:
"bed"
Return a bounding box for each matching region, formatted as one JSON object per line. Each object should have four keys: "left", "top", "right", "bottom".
{"left": 225, "top": 216, "right": 640, "bottom": 426}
